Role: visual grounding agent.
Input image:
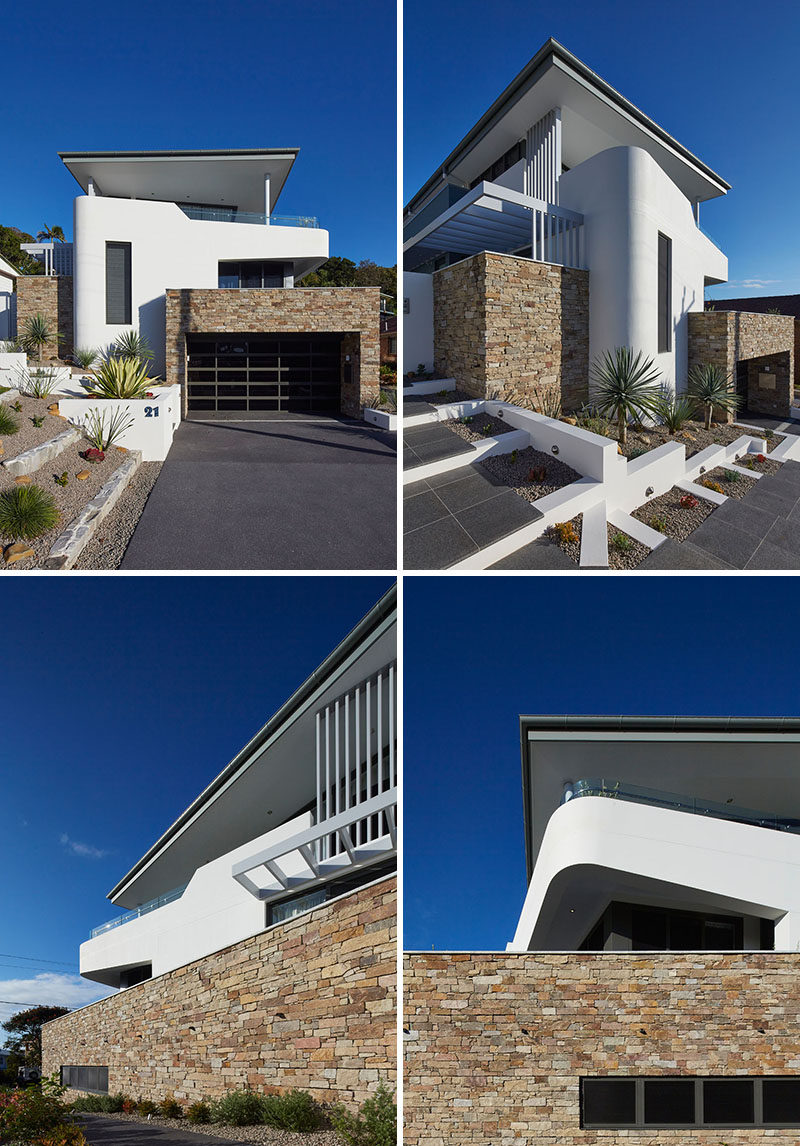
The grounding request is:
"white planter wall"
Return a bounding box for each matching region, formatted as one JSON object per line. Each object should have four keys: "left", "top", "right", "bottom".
{"left": 58, "top": 384, "right": 181, "bottom": 461}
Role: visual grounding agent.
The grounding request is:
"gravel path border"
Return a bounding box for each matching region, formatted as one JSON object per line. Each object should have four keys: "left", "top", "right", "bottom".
{"left": 479, "top": 445, "right": 581, "bottom": 503}
{"left": 43, "top": 452, "right": 142, "bottom": 569}
{"left": 0, "top": 395, "right": 70, "bottom": 464}
{"left": 632, "top": 485, "right": 716, "bottom": 543}
{"left": 445, "top": 413, "right": 516, "bottom": 442}
{"left": 545, "top": 514, "right": 651, "bottom": 569}
{"left": 74, "top": 462, "right": 163, "bottom": 569}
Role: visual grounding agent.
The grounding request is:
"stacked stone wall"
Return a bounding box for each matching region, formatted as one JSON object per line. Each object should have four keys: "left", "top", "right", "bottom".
{"left": 689, "top": 311, "right": 795, "bottom": 417}
{"left": 16, "top": 276, "right": 74, "bottom": 360}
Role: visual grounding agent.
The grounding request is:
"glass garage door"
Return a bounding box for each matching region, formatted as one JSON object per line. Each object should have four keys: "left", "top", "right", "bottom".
{"left": 186, "top": 333, "right": 342, "bottom": 417}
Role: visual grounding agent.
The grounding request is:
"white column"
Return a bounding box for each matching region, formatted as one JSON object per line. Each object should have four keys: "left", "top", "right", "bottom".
{"left": 87, "top": 177, "right": 96, "bottom": 196}
{"left": 264, "top": 174, "right": 271, "bottom": 224}
{"left": 525, "top": 107, "right": 562, "bottom": 205}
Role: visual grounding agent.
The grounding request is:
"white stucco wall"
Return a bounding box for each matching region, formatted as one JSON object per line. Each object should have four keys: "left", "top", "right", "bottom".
{"left": 73, "top": 196, "right": 329, "bottom": 376}
{"left": 560, "top": 145, "right": 727, "bottom": 393}
{"left": 0, "top": 269, "right": 15, "bottom": 341}
{"left": 510, "top": 796, "right": 800, "bottom": 953}
{"left": 403, "top": 271, "right": 433, "bottom": 374}
{"left": 80, "top": 810, "right": 314, "bottom": 984}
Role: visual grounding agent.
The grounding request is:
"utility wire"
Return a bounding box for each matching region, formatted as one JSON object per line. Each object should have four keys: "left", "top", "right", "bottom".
{"left": 0, "top": 953, "right": 75, "bottom": 969}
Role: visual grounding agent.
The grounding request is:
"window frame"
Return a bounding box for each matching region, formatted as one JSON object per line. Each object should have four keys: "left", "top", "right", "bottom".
{"left": 581, "top": 1076, "right": 800, "bottom": 1129}
{"left": 60, "top": 1065, "right": 109, "bottom": 1094}
{"left": 105, "top": 241, "right": 132, "bottom": 325}
{"left": 657, "top": 230, "right": 672, "bottom": 353}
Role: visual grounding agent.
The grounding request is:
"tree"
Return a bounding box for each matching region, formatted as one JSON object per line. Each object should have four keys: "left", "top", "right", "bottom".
{"left": 0, "top": 226, "right": 43, "bottom": 275}
{"left": 36, "top": 225, "right": 66, "bottom": 244}
{"left": 590, "top": 346, "right": 662, "bottom": 445}
{"left": 300, "top": 256, "right": 358, "bottom": 288}
{"left": 687, "top": 363, "right": 741, "bottom": 430}
{"left": 2, "top": 1006, "right": 70, "bottom": 1072}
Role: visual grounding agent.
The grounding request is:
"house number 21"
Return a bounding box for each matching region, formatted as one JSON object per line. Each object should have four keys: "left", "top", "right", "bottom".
{"left": 144, "top": 406, "right": 159, "bottom": 418}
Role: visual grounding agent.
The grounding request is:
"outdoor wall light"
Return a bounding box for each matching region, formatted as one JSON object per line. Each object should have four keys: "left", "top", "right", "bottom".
{"left": 646, "top": 486, "right": 654, "bottom": 497}
{"left": 552, "top": 445, "right": 559, "bottom": 455}
{"left": 699, "top": 466, "right": 706, "bottom": 474}
{"left": 496, "top": 408, "right": 504, "bottom": 418}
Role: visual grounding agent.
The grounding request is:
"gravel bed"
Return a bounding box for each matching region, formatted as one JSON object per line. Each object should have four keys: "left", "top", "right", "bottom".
{"left": 736, "top": 454, "right": 783, "bottom": 476}
{"left": 0, "top": 443, "right": 129, "bottom": 571}
{"left": 75, "top": 1111, "right": 341, "bottom": 1145}
{"left": 580, "top": 417, "right": 785, "bottom": 460}
{"left": 416, "top": 388, "right": 472, "bottom": 406}
{"left": 0, "top": 395, "right": 69, "bottom": 463}
{"left": 697, "top": 466, "right": 758, "bottom": 500}
{"left": 445, "top": 413, "right": 515, "bottom": 442}
{"left": 545, "top": 514, "right": 651, "bottom": 569}
{"left": 632, "top": 485, "right": 716, "bottom": 542}
{"left": 73, "top": 462, "right": 163, "bottom": 569}
{"left": 479, "top": 445, "right": 581, "bottom": 502}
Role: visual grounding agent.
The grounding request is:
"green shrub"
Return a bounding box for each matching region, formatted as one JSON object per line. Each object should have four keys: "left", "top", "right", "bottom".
{"left": 724, "top": 467, "right": 740, "bottom": 483}
{"left": 102, "top": 1094, "right": 126, "bottom": 1114}
{"left": 262, "top": 1089, "right": 321, "bottom": 1131}
{"left": 612, "top": 531, "right": 634, "bottom": 551}
{"left": 135, "top": 1099, "right": 159, "bottom": 1117}
{"left": 186, "top": 1101, "right": 212, "bottom": 1124}
{"left": 88, "top": 356, "right": 154, "bottom": 399}
{"left": 70, "top": 1094, "right": 104, "bottom": 1113}
{"left": 211, "top": 1089, "right": 265, "bottom": 1126}
{"left": 0, "top": 1080, "right": 70, "bottom": 1140}
{"left": 159, "top": 1094, "right": 183, "bottom": 1119}
{"left": 0, "top": 405, "right": 20, "bottom": 435}
{"left": 0, "top": 484, "right": 59, "bottom": 540}
{"left": 330, "top": 1081, "right": 396, "bottom": 1146}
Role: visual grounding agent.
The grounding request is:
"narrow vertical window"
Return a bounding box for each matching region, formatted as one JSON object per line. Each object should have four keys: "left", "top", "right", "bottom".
{"left": 658, "top": 232, "right": 671, "bottom": 352}
{"left": 105, "top": 242, "right": 131, "bottom": 324}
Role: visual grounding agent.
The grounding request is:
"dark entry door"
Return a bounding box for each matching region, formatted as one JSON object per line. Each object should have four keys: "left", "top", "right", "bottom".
{"left": 185, "top": 333, "right": 342, "bottom": 417}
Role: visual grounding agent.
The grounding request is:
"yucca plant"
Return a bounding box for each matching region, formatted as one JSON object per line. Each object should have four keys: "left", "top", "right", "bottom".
{"left": 0, "top": 484, "right": 59, "bottom": 540}
{"left": 20, "top": 313, "right": 61, "bottom": 364}
{"left": 73, "top": 346, "right": 100, "bottom": 370}
{"left": 653, "top": 388, "right": 694, "bottom": 434}
{"left": 590, "top": 347, "right": 662, "bottom": 445}
{"left": 112, "top": 329, "right": 153, "bottom": 363}
{"left": 531, "top": 385, "right": 563, "bottom": 421}
{"left": 687, "top": 363, "right": 741, "bottom": 430}
{"left": 0, "top": 406, "right": 20, "bottom": 436}
{"left": 82, "top": 406, "right": 135, "bottom": 451}
{"left": 14, "top": 364, "right": 58, "bottom": 400}
{"left": 88, "top": 356, "right": 154, "bottom": 399}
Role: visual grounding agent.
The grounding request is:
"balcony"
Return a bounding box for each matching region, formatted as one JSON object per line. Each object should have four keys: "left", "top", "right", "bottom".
{"left": 179, "top": 205, "right": 319, "bottom": 228}
{"left": 564, "top": 778, "right": 800, "bottom": 837}
{"left": 89, "top": 883, "right": 187, "bottom": 938}
{"left": 403, "top": 180, "right": 584, "bottom": 272}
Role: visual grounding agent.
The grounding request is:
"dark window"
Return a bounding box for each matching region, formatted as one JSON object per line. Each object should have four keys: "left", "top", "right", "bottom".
{"left": 703, "top": 1079, "right": 754, "bottom": 1125}
{"left": 61, "top": 1066, "right": 108, "bottom": 1094}
{"left": 266, "top": 858, "right": 396, "bottom": 926}
{"left": 119, "top": 963, "right": 151, "bottom": 988}
{"left": 582, "top": 1078, "right": 797, "bottom": 1129}
{"left": 764, "top": 1079, "right": 800, "bottom": 1124}
{"left": 105, "top": 242, "right": 131, "bottom": 324}
{"left": 644, "top": 1079, "right": 695, "bottom": 1124}
{"left": 469, "top": 140, "right": 525, "bottom": 189}
{"left": 217, "top": 261, "right": 288, "bottom": 289}
{"left": 657, "top": 231, "right": 671, "bottom": 353}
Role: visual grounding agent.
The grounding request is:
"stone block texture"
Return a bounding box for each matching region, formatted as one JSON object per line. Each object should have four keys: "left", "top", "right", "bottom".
{"left": 433, "top": 252, "right": 589, "bottom": 410}
{"left": 16, "top": 275, "right": 74, "bottom": 360}
{"left": 689, "top": 311, "right": 795, "bottom": 418}
{"left": 405, "top": 951, "right": 800, "bottom": 1145}
{"left": 43, "top": 876, "right": 396, "bottom": 1106}
{"left": 165, "top": 287, "right": 380, "bottom": 418}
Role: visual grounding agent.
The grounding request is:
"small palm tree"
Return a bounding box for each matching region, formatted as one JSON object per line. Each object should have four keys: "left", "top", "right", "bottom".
{"left": 590, "top": 347, "right": 662, "bottom": 445}
{"left": 653, "top": 388, "right": 694, "bottom": 434}
{"left": 112, "top": 329, "right": 153, "bottom": 364}
{"left": 20, "top": 313, "right": 60, "bottom": 364}
{"left": 36, "top": 225, "right": 66, "bottom": 243}
{"left": 687, "top": 363, "right": 740, "bottom": 430}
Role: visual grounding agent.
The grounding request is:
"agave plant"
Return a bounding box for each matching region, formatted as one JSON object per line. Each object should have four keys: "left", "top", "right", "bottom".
{"left": 687, "top": 363, "right": 741, "bottom": 430}
{"left": 88, "top": 356, "right": 154, "bottom": 399}
{"left": 530, "top": 385, "right": 563, "bottom": 421}
{"left": 590, "top": 347, "right": 662, "bottom": 445}
{"left": 82, "top": 406, "right": 135, "bottom": 452}
{"left": 20, "top": 313, "right": 61, "bottom": 364}
{"left": 653, "top": 388, "right": 694, "bottom": 434}
{"left": 112, "top": 329, "right": 153, "bottom": 363}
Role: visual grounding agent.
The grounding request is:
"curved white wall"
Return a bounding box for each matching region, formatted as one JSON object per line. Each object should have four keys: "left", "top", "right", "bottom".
{"left": 403, "top": 271, "right": 433, "bottom": 373}
{"left": 73, "top": 196, "right": 329, "bottom": 376}
{"left": 560, "top": 146, "right": 727, "bottom": 392}
{"left": 510, "top": 796, "right": 800, "bottom": 953}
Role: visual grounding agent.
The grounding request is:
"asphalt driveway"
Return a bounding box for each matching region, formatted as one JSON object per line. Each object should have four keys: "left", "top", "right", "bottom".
{"left": 76, "top": 1115, "right": 248, "bottom": 1145}
{"left": 120, "top": 417, "right": 397, "bottom": 570}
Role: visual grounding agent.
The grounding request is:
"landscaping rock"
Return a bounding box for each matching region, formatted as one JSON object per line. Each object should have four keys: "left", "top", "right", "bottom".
{"left": 2, "top": 427, "right": 82, "bottom": 477}
{"left": 43, "top": 452, "right": 142, "bottom": 570}
{"left": 4, "top": 542, "right": 34, "bottom": 564}
{"left": 14, "top": 475, "right": 31, "bottom": 485}
{"left": 47, "top": 403, "right": 59, "bottom": 415}
{"left": 76, "top": 470, "right": 91, "bottom": 481}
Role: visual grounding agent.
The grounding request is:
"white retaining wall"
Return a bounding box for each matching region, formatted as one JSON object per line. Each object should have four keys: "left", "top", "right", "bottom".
{"left": 58, "top": 384, "right": 181, "bottom": 462}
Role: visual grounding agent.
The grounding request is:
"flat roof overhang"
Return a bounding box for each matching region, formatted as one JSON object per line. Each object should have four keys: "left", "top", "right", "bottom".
{"left": 109, "top": 586, "right": 396, "bottom": 909}
{"left": 406, "top": 39, "right": 729, "bottom": 219}
{"left": 519, "top": 715, "right": 800, "bottom": 882}
{"left": 59, "top": 149, "right": 299, "bottom": 214}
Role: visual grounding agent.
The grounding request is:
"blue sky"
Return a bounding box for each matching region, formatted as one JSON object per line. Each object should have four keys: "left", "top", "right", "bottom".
{"left": 404, "top": 0, "right": 800, "bottom": 298}
{"left": 0, "top": 575, "right": 391, "bottom": 1032}
{"left": 404, "top": 575, "right": 799, "bottom": 952}
{"left": 3, "top": 0, "right": 395, "bottom": 266}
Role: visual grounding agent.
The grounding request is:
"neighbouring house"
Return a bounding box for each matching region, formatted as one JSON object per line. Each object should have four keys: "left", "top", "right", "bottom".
{"left": 44, "top": 586, "right": 397, "bottom": 1106}
{"left": 19, "top": 240, "right": 74, "bottom": 277}
{"left": 0, "top": 254, "right": 18, "bottom": 341}
{"left": 380, "top": 305, "right": 397, "bottom": 370}
{"left": 404, "top": 40, "right": 795, "bottom": 418}
{"left": 16, "top": 149, "right": 381, "bottom": 418}
{"left": 405, "top": 714, "right": 800, "bottom": 1142}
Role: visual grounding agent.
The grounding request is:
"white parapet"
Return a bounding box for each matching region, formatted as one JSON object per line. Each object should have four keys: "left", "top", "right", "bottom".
{"left": 58, "top": 385, "right": 181, "bottom": 461}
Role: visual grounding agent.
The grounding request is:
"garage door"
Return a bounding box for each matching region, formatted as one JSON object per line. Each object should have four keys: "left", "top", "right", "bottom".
{"left": 186, "top": 333, "right": 342, "bottom": 417}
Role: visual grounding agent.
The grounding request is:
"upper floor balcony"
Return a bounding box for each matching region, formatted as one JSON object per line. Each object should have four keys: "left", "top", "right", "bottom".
{"left": 180, "top": 205, "right": 319, "bottom": 228}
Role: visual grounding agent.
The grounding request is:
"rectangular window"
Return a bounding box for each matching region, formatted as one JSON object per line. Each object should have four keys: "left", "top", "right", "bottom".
{"left": 582, "top": 1077, "right": 800, "bottom": 1128}
{"left": 217, "top": 260, "right": 288, "bottom": 289}
{"left": 61, "top": 1066, "right": 108, "bottom": 1094}
{"left": 105, "top": 242, "right": 131, "bottom": 324}
{"left": 657, "top": 231, "right": 671, "bottom": 353}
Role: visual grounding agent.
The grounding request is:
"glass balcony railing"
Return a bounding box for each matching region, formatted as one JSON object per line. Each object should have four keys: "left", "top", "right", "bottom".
{"left": 179, "top": 206, "right": 319, "bottom": 228}
{"left": 89, "top": 884, "right": 188, "bottom": 939}
{"left": 564, "top": 778, "right": 800, "bottom": 836}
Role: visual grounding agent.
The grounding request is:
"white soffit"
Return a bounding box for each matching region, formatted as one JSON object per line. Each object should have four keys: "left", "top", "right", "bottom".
{"left": 59, "top": 150, "right": 299, "bottom": 214}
